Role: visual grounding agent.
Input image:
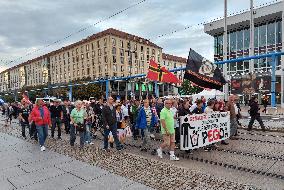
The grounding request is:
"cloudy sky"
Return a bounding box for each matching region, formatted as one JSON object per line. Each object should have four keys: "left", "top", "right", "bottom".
{"left": 0, "top": 0, "right": 273, "bottom": 71}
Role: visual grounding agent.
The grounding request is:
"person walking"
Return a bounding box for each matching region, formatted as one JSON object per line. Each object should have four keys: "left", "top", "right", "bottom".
{"left": 62, "top": 99, "right": 74, "bottom": 134}
{"left": 70, "top": 100, "right": 87, "bottom": 149}
{"left": 85, "top": 102, "right": 94, "bottom": 145}
{"left": 226, "top": 95, "right": 238, "bottom": 138}
{"left": 29, "top": 99, "right": 51, "bottom": 151}
{"left": 102, "top": 97, "right": 123, "bottom": 151}
{"left": 50, "top": 99, "right": 63, "bottom": 140}
{"left": 157, "top": 99, "right": 179, "bottom": 161}
{"left": 136, "top": 99, "right": 158, "bottom": 152}
{"left": 18, "top": 99, "right": 31, "bottom": 139}
{"left": 248, "top": 96, "right": 266, "bottom": 131}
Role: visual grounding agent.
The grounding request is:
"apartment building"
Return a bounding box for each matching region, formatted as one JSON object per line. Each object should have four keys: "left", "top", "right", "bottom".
{"left": 0, "top": 28, "right": 187, "bottom": 95}
{"left": 49, "top": 28, "right": 163, "bottom": 85}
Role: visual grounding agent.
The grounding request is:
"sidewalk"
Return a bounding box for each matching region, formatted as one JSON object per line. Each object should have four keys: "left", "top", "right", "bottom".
{"left": 0, "top": 132, "right": 152, "bottom": 190}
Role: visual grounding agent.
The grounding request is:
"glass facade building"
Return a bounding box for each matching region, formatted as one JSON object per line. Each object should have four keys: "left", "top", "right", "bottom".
{"left": 214, "top": 20, "right": 282, "bottom": 75}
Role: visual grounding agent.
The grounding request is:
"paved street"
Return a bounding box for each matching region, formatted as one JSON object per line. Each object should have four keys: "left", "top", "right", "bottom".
{"left": 0, "top": 132, "right": 152, "bottom": 190}
{"left": 0, "top": 116, "right": 283, "bottom": 190}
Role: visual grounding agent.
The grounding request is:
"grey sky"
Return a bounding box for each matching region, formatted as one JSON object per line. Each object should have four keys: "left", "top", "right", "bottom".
{"left": 0, "top": 0, "right": 273, "bottom": 71}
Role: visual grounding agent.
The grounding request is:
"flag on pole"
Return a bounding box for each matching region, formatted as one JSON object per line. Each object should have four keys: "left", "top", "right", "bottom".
{"left": 184, "top": 49, "right": 226, "bottom": 90}
{"left": 147, "top": 59, "right": 180, "bottom": 83}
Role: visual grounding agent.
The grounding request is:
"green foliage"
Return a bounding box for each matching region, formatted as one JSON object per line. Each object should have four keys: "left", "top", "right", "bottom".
{"left": 179, "top": 79, "right": 202, "bottom": 95}
{"left": 73, "top": 83, "right": 102, "bottom": 100}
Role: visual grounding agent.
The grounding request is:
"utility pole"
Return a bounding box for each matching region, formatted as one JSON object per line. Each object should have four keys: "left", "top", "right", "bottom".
{"left": 249, "top": 0, "right": 255, "bottom": 73}
{"left": 223, "top": 0, "right": 229, "bottom": 100}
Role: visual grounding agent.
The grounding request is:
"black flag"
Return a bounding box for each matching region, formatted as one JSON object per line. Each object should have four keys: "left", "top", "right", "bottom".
{"left": 184, "top": 49, "right": 226, "bottom": 90}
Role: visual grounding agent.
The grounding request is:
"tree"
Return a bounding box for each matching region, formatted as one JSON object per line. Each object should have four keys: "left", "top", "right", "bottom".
{"left": 179, "top": 79, "right": 202, "bottom": 95}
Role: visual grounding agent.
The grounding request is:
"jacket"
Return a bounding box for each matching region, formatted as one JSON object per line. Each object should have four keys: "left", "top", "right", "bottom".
{"left": 29, "top": 105, "right": 51, "bottom": 126}
{"left": 226, "top": 101, "right": 236, "bottom": 119}
{"left": 249, "top": 101, "right": 260, "bottom": 116}
{"left": 102, "top": 105, "right": 117, "bottom": 128}
{"left": 136, "top": 107, "right": 157, "bottom": 129}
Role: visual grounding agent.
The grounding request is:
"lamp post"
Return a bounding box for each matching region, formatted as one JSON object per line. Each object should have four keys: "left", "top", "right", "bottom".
{"left": 125, "top": 38, "right": 137, "bottom": 99}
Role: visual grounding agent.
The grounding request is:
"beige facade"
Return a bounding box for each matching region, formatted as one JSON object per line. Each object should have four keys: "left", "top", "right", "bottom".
{"left": 49, "top": 28, "right": 162, "bottom": 85}
{"left": 24, "top": 57, "right": 49, "bottom": 87}
{"left": 162, "top": 53, "right": 187, "bottom": 82}
{"left": 0, "top": 28, "right": 187, "bottom": 93}
{"left": 0, "top": 71, "right": 9, "bottom": 92}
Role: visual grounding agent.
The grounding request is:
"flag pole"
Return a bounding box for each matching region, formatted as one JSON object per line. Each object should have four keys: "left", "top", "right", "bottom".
{"left": 223, "top": 0, "right": 229, "bottom": 101}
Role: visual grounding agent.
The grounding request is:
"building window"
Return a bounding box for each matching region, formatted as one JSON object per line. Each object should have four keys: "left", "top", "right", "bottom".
{"left": 236, "top": 30, "right": 243, "bottom": 51}
{"left": 244, "top": 29, "right": 250, "bottom": 50}
{"left": 229, "top": 31, "right": 236, "bottom": 52}
{"left": 120, "top": 49, "right": 124, "bottom": 56}
{"left": 86, "top": 44, "right": 89, "bottom": 51}
{"left": 276, "top": 21, "right": 282, "bottom": 44}
{"left": 86, "top": 52, "right": 90, "bottom": 59}
{"left": 112, "top": 38, "right": 116, "bottom": 46}
{"left": 120, "top": 57, "right": 124, "bottom": 64}
{"left": 104, "top": 38, "right": 107, "bottom": 46}
{"left": 120, "top": 40, "right": 124, "bottom": 48}
{"left": 113, "top": 65, "right": 117, "bottom": 72}
{"left": 104, "top": 56, "right": 108, "bottom": 63}
{"left": 141, "top": 46, "right": 144, "bottom": 52}
{"left": 97, "top": 41, "right": 100, "bottom": 48}
{"left": 259, "top": 24, "right": 267, "bottom": 47}
{"left": 81, "top": 46, "right": 84, "bottom": 53}
{"left": 113, "top": 56, "right": 117, "bottom": 63}
{"left": 112, "top": 47, "right": 116, "bottom": 55}
{"left": 98, "top": 49, "right": 101, "bottom": 56}
{"left": 92, "top": 51, "right": 95, "bottom": 58}
{"left": 267, "top": 22, "right": 275, "bottom": 46}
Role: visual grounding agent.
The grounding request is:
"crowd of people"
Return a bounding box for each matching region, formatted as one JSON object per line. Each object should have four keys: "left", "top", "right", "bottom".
{"left": 0, "top": 94, "right": 266, "bottom": 161}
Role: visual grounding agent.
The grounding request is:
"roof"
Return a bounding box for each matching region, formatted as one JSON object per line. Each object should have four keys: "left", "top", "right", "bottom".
{"left": 48, "top": 28, "right": 162, "bottom": 56}
{"left": 0, "top": 28, "right": 162, "bottom": 75}
{"left": 162, "top": 53, "right": 187, "bottom": 64}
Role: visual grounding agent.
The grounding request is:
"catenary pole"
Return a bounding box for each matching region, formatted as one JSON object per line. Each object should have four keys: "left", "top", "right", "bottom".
{"left": 223, "top": 0, "right": 229, "bottom": 101}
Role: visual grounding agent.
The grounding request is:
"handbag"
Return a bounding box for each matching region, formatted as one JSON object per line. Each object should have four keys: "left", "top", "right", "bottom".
{"left": 76, "top": 123, "right": 85, "bottom": 132}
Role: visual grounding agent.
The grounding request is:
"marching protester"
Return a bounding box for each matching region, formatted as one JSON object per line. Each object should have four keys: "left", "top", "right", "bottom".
{"left": 70, "top": 100, "right": 87, "bottom": 149}
{"left": 192, "top": 99, "right": 204, "bottom": 114}
{"left": 85, "top": 102, "right": 95, "bottom": 145}
{"left": 102, "top": 96, "right": 123, "bottom": 151}
{"left": 18, "top": 99, "right": 31, "bottom": 139}
{"left": 248, "top": 96, "right": 266, "bottom": 131}
{"left": 130, "top": 99, "right": 140, "bottom": 140}
{"left": 50, "top": 99, "right": 63, "bottom": 140}
{"left": 29, "top": 99, "right": 51, "bottom": 151}
{"left": 136, "top": 99, "right": 158, "bottom": 152}
{"left": 226, "top": 95, "right": 238, "bottom": 139}
{"left": 62, "top": 99, "right": 74, "bottom": 134}
{"left": 157, "top": 99, "right": 179, "bottom": 161}
{"left": 170, "top": 100, "right": 180, "bottom": 145}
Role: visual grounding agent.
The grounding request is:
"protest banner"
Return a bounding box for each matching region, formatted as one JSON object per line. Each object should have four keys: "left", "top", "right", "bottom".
{"left": 180, "top": 112, "right": 230, "bottom": 150}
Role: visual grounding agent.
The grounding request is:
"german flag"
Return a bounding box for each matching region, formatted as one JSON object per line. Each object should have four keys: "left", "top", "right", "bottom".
{"left": 147, "top": 59, "right": 180, "bottom": 83}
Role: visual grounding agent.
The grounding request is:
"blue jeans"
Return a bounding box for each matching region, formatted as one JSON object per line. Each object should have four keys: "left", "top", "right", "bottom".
{"left": 36, "top": 125, "right": 48, "bottom": 146}
{"left": 84, "top": 124, "right": 92, "bottom": 143}
{"left": 70, "top": 124, "right": 84, "bottom": 147}
{"left": 103, "top": 124, "right": 121, "bottom": 149}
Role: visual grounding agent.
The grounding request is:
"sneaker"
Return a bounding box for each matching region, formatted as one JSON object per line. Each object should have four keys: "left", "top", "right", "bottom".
{"left": 140, "top": 148, "right": 147, "bottom": 152}
{"left": 40, "top": 146, "right": 46, "bottom": 151}
{"left": 89, "top": 142, "right": 94, "bottom": 145}
{"left": 102, "top": 148, "right": 110, "bottom": 152}
{"left": 58, "top": 137, "right": 62, "bottom": 140}
{"left": 157, "top": 148, "right": 163, "bottom": 159}
{"left": 170, "top": 155, "right": 179, "bottom": 161}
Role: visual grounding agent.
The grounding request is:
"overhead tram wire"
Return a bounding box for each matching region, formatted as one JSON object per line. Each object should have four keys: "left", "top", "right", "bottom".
{"left": 0, "top": 0, "right": 279, "bottom": 68}
{"left": 0, "top": 0, "right": 147, "bottom": 69}
{"left": 154, "top": 0, "right": 282, "bottom": 40}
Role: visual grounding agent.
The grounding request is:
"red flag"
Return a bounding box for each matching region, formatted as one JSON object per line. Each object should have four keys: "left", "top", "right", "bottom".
{"left": 147, "top": 60, "right": 180, "bottom": 83}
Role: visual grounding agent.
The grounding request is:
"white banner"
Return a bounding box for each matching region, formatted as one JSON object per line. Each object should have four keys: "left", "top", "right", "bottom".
{"left": 180, "top": 112, "right": 230, "bottom": 150}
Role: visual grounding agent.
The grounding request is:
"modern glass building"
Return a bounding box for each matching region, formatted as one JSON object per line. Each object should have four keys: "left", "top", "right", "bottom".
{"left": 204, "top": 1, "right": 284, "bottom": 105}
